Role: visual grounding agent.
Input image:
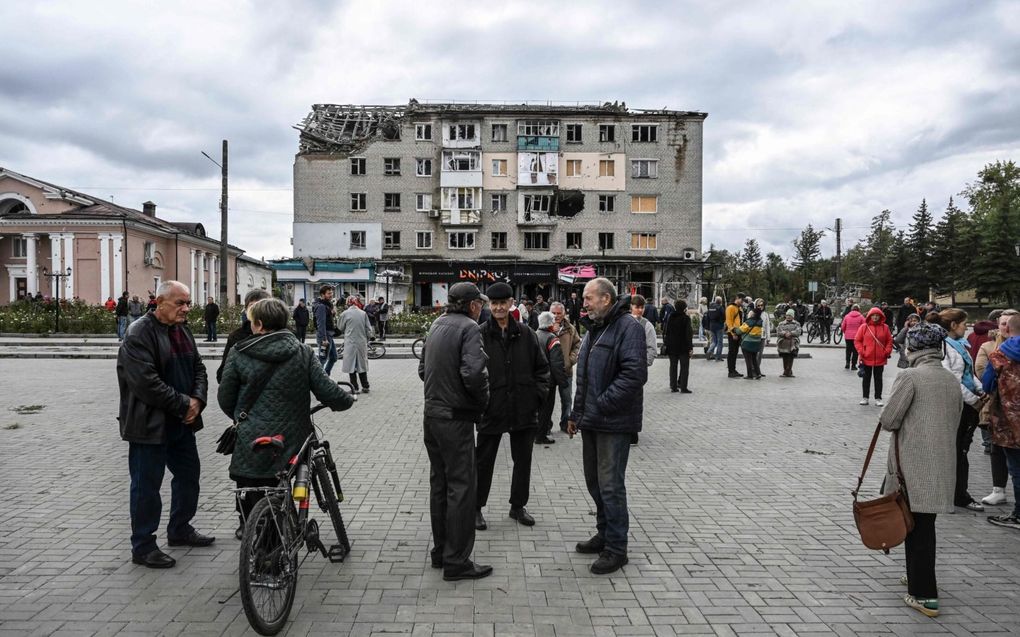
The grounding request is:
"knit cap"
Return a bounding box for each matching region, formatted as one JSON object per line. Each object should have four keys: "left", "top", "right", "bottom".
{"left": 907, "top": 322, "right": 947, "bottom": 352}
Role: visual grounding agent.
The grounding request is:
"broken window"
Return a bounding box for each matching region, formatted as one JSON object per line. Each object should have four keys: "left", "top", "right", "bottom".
{"left": 630, "top": 195, "right": 657, "bottom": 214}
{"left": 350, "top": 231, "right": 366, "bottom": 249}
{"left": 415, "top": 124, "right": 432, "bottom": 140}
{"left": 443, "top": 151, "right": 480, "bottom": 171}
{"left": 630, "top": 232, "right": 657, "bottom": 250}
{"left": 631, "top": 159, "right": 658, "bottom": 179}
{"left": 384, "top": 193, "right": 401, "bottom": 211}
{"left": 491, "top": 232, "right": 508, "bottom": 250}
{"left": 523, "top": 232, "right": 550, "bottom": 250}
{"left": 599, "top": 160, "right": 615, "bottom": 177}
{"left": 491, "top": 159, "right": 507, "bottom": 176}
{"left": 448, "top": 124, "right": 477, "bottom": 141}
{"left": 383, "top": 231, "right": 401, "bottom": 249}
{"left": 598, "top": 194, "right": 616, "bottom": 213}
{"left": 416, "top": 193, "right": 432, "bottom": 211}
{"left": 566, "top": 159, "right": 582, "bottom": 177}
{"left": 445, "top": 187, "right": 479, "bottom": 209}
{"left": 517, "top": 120, "right": 560, "bottom": 136}
{"left": 383, "top": 158, "right": 401, "bottom": 175}
{"left": 416, "top": 158, "right": 432, "bottom": 176}
{"left": 598, "top": 232, "right": 614, "bottom": 250}
{"left": 556, "top": 190, "right": 585, "bottom": 218}
{"left": 416, "top": 231, "right": 432, "bottom": 249}
{"left": 599, "top": 124, "right": 616, "bottom": 142}
{"left": 448, "top": 231, "right": 476, "bottom": 250}
{"left": 490, "top": 193, "right": 507, "bottom": 211}
{"left": 566, "top": 232, "right": 582, "bottom": 249}
{"left": 351, "top": 158, "right": 366, "bottom": 175}
{"left": 350, "top": 193, "right": 367, "bottom": 211}
{"left": 632, "top": 125, "right": 658, "bottom": 142}
{"left": 491, "top": 124, "right": 508, "bottom": 142}
{"left": 523, "top": 194, "right": 552, "bottom": 215}
{"left": 566, "top": 124, "right": 582, "bottom": 143}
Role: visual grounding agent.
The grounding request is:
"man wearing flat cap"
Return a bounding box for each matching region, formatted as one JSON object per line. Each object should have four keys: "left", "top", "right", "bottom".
{"left": 474, "top": 282, "right": 551, "bottom": 530}
{"left": 418, "top": 282, "right": 492, "bottom": 580}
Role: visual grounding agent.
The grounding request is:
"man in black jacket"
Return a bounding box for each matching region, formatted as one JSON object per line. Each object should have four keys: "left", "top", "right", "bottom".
{"left": 813, "top": 300, "right": 833, "bottom": 343}
{"left": 564, "top": 291, "right": 582, "bottom": 325}
{"left": 117, "top": 281, "right": 212, "bottom": 569}
{"left": 535, "top": 310, "right": 568, "bottom": 445}
{"left": 292, "top": 298, "right": 310, "bottom": 342}
{"left": 417, "top": 282, "right": 492, "bottom": 581}
{"left": 665, "top": 300, "right": 694, "bottom": 392}
{"left": 475, "top": 282, "right": 550, "bottom": 531}
{"left": 203, "top": 296, "right": 219, "bottom": 342}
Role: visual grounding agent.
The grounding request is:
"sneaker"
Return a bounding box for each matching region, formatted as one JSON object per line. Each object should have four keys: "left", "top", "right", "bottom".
{"left": 987, "top": 514, "right": 1020, "bottom": 530}
{"left": 982, "top": 488, "right": 1008, "bottom": 506}
{"left": 903, "top": 594, "right": 939, "bottom": 618}
{"left": 590, "top": 551, "right": 628, "bottom": 575}
{"left": 859, "top": 399, "right": 869, "bottom": 406}
{"left": 962, "top": 501, "right": 985, "bottom": 512}
{"left": 899, "top": 575, "right": 908, "bottom": 586}
{"left": 875, "top": 399, "right": 884, "bottom": 407}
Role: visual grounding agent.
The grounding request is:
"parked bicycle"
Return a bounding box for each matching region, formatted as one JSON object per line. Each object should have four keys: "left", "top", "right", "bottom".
{"left": 235, "top": 383, "right": 356, "bottom": 635}
{"left": 336, "top": 339, "right": 386, "bottom": 360}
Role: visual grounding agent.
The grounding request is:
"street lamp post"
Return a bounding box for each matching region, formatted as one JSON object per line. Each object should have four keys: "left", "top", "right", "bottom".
{"left": 41, "top": 267, "right": 71, "bottom": 333}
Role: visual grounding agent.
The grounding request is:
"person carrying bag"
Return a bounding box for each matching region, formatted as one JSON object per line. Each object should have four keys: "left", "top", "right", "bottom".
{"left": 852, "top": 423, "right": 913, "bottom": 553}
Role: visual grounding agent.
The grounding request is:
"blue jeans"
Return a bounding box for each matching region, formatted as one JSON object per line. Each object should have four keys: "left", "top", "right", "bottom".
{"left": 318, "top": 335, "right": 338, "bottom": 376}
{"left": 205, "top": 321, "right": 217, "bottom": 341}
{"left": 558, "top": 377, "right": 573, "bottom": 429}
{"left": 128, "top": 422, "right": 201, "bottom": 555}
{"left": 581, "top": 430, "right": 632, "bottom": 555}
{"left": 710, "top": 327, "right": 724, "bottom": 360}
{"left": 1004, "top": 447, "right": 1020, "bottom": 518}
{"left": 117, "top": 316, "right": 129, "bottom": 339}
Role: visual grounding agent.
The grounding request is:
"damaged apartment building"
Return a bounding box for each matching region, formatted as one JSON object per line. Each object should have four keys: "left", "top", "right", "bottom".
{"left": 273, "top": 100, "right": 707, "bottom": 309}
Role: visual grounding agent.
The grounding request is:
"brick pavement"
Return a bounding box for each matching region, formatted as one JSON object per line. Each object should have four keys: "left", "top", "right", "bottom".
{"left": 1, "top": 348, "right": 1019, "bottom": 637}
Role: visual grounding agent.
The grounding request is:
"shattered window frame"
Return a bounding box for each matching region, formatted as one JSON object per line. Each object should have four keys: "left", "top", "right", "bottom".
{"left": 490, "top": 193, "right": 508, "bottom": 211}
{"left": 415, "top": 123, "right": 432, "bottom": 141}
{"left": 350, "top": 157, "right": 366, "bottom": 176}
{"left": 491, "top": 124, "right": 509, "bottom": 142}
{"left": 383, "top": 157, "right": 401, "bottom": 176}
{"left": 599, "top": 124, "right": 616, "bottom": 142}
{"left": 517, "top": 120, "right": 560, "bottom": 137}
{"left": 491, "top": 232, "right": 508, "bottom": 250}
{"left": 491, "top": 158, "right": 508, "bottom": 176}
{"left": 416, "top": 158, "right": 433, "bottom": 176}
{"left": 448, "top": 231, "right": 476, "bottom": 250}
{"left": 566, "top": 232, "right": 582, "bottom": 250}
{"left": 631, "top": 159, "right": 658, "bottom": 179}
{"left": 598, "top": 232, "right": 615, "bottom": 250}
{"left": 383, "top": 192, "right": 401, "bottom": 211}
{"left": 566, "top": 159, "right": 582, "bottom": 177}
{"left": 631, "top": 125, "right": 658, "bottom": 143}
{"left": 383, "top": 231, "right": 401, "bottom": 250}
{"left": 565, "top": 124, "right": 583, "bottom": 143}
{"left": 416, "top": 231, "right": 433, "bottom": 249}
{"left": 599, "top": 160, "right": 615, "bottom": 178}
{"left": 598, "top": 194, "right": 616, "bottom": 213}
{"left": 448, "top": 124, "right": 477, "bottom": 142}
{"left": 523, "top": 194, "right": 552, "bottom": 214}
{"left": 443, "top": 150, "right": 480, "bottom": 172}
{"left": 523, "top": 231, "right": 551, "bottom": 251}
{"left": 630, "top": 195, "right": 658, "bottom": 214}
{"left": 415, "top": 193, "right": 433, "bottom": 211}
{"left": 350, "top": 230, "right": 366, "bottom": 250}
{"left": 630, "top": 232, "right": 658, "bottom": 250}
{"left": 350, "top": 192, "right": 367, "bottom": 211}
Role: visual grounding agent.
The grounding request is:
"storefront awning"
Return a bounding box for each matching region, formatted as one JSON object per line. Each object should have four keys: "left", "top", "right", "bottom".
{"left": 413, "top": 262, "right": 557, "bottom": 284}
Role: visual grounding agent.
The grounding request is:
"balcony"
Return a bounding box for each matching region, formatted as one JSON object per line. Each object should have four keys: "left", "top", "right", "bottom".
{"left": 517, "top": 136, "right": 559, "bottom": 152}
{"left": 440, "top": 170, "right": 483, "bottom": 188}
{"left": 517, "top": 210, "right": 557, "bottom": 226}
{"left": 440, "top": 210, "right": 482, "bottom": 226}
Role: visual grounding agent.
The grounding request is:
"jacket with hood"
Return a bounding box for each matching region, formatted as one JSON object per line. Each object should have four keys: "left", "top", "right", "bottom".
{"left": 982, "top": 336, "right": 1020, "bottom": 449}
{"left": 841, "top": 309, "right": 866, "bottom": 341}
{"left": 854, "top": 308, "right": 893, "bottom": 367}
{"left": 571, "top": 296, "right": 649, "bottom": 434}
{"left": 218, "top": 330, "right": 354, "bottom": 480}
{"left": 478, "top": 317, "right": 550, "bottom": 434}
{"left": 968, "top": 320, "right": 996, "bottom": 355}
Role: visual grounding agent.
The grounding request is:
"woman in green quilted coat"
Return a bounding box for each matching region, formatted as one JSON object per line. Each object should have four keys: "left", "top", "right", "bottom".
{"left": 218, "top": 298, "right": 355, "bottom": 537}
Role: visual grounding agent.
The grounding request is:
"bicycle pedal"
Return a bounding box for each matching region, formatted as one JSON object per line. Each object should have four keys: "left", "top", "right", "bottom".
{"left": 327, "top": 544, "right": 349, "bottom": 563}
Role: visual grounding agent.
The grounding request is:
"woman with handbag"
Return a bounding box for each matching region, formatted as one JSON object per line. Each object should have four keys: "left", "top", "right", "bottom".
{"left": 879, "top": 321, "right": 962, "bottom": 617}
{"left": 218, "top": 298, "right": 355, "bottom": 539}
{"left": 855, "top": 307, "right": 893, "bottom": 406}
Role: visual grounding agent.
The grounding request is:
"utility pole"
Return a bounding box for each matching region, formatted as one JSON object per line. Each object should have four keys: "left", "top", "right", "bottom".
{"left": 834, "top": 217, "right": 842, "bottom": 288}
{"left": 219, "top": 140, "right": 229, "bottom": 306}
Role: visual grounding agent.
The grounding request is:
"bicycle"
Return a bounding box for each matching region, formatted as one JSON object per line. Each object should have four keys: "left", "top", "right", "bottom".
{"left": 336, "top": 339, "right": 386, "bottom": 360}
{"left": 833, "top": 323, "right": 844, "bottom": 344}
{"left": 235, "top": 384, "right": 357, "bottom": 635}
{"left": 805, "top": 318, "right": 821, "bottom": 343}
{"left": 411, "top": 335, "right": 426, "bottom": 360}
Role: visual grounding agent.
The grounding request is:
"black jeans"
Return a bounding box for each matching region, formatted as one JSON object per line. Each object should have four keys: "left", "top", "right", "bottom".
{"left": 538, "top": 384, "right": 557, "bottom": 437}
{"left": 954, "top": 404, "right": 979, "bottom": 506}
{"left": 205, "top": 321, "right": 216, "bottom": 341}
{"left": 861, "top": 365, "right": 884, "bottom": 399}
{"left": 820, "top": 321, "right": 831, "bottom": 343}
{"left": 845, "top": 340, "right": 859, "bottom": 367}
{"left": 128, "top": 422, "right": 201, "bottom": 555}
{"left": 727, "top": 334, "right": 741, "bottom": 373}
{"left": 991, "top": 443, "right": 1009, "bottom": 488}
{"left": 348, "top": 372, "right": 369, "bottom": 391}
{"left": 742, "top": 350, "right": 761, "bottom": 378}
{"left": 423, "top": 417, "right": 476, "bottom": 570}
{"left": 668, "top": 354, "right": 690, "bottom": 390}
{"left": 377, "top": 320, "right": 387, "bottom": 339}
{"left": 476, "top": 429, "right": 536, "bottom": 509}
{"left": 582, "top": 430, "right": 632, "bottom": 556}
{"left": 295, "top": 325, "right": 307, "bottom": 342}
{"left": 904, "top": 512, "right": 938, "bottom": 599}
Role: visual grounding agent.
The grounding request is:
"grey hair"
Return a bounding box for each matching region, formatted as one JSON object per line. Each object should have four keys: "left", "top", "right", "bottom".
{"left": 587, "top": 277, "right": 617, "bottom": 303}
{"left": 550, "top": 301, "right": 565, "bottom": 311}
{"left": 248, "top": 298, "right": 290, "bottom": 331}
{"left": 244, "top": 288, "right": 271, "bottom": 307}
{"left": 538, "top": 311, "right": 555, "bottom": 329}
{"left": 155, "top": 280, "right": 187, "bottom": 298}
{"left": 714, "top": 296, "right": 723, "bottom": 303}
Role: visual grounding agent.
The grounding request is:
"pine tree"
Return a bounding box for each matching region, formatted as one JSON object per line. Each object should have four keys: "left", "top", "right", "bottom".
{"left": 763, "top": 252, "right": 791, "bottom": 301}
{"left": 966, "top": 161, "right": 1020, "bottom": 305}
{"left": 880, "top": 231, "right": 912, "bottom": 302}
{"left": 741, "top": 239, "right": 764, "bottom": 295}
{"left": 792, "top": 224, "right": 825, "bottom": 279}
{"left": 905, "top": 199, "right": 934, "bottom": 297}
{"left": 930, "top": 197, "right": 967, "bottom": 304}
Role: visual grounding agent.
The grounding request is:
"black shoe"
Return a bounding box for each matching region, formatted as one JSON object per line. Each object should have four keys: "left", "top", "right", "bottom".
{"left": 475, "top": 510, "right": 487, "bottom": 531}
{"left": 744, "top": 376, "right": 756, "bottom": 380}
{"left": 535, "top": 435, "right": 556, "bottom": 445}
{"left": 443, "top": 561, "right": 493, "bottom": 581}
{"left": 845, "top": 364, "right": 850, "bottom": 369}
{"left": 509, "top": 507, "right": 535, "bottom": 526}
{"left": 132, "top": 548, "right": 176, "bottom": 569}
{"left": 575, "top": 535, "right": 605, "bottom": 554}
{"left": 430, "top": 549, "right": 443, "bottom": 569}
{"left": 728, "top": 372, "right": 743, "bottom": 378}
{"left": 590, "top": 551, "right": 628, "bottom": 575}
{"left": 361, "top": 387, "right": 370, "bottom": 394}
{"left": 851, "top": 365, "right": 858, "bottom": 370}
{"left": 630, "top": 433, "right": 639, "bottom": 445}
{"left": 234, "top": 526, "right": 243, "bottom": 541}
{"left": 680, "top": 389, "right": 693, "bottom": 394}
{"left": 758, "top": 374, "right": 766, "bottom": 378}
{"left": 670, "top": 388, "right": 679, "bottom": 393}
{"left": 167, "top": 530, "right": 216, "bottom": 547}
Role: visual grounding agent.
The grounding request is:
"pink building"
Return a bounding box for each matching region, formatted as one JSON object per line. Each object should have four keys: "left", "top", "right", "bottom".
{"left": 0, "top": 167, "right": 248, "bottom": 305}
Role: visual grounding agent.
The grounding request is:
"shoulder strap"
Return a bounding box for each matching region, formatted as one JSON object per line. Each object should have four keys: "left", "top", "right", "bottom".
{"left": 236, "top": 361, "right": 284, "bottom": 421}
{"left": 853, "top": 422, "right": 908, "bottom": 501}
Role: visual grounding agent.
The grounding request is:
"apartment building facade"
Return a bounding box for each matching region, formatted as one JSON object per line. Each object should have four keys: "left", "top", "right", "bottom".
{"left": 279, "top": 101, "right": 707, "bottom": 309}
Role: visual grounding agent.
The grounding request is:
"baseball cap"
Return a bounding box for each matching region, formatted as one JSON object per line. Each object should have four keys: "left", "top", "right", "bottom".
{"left": 448, "top": 282, "right": 488, "bottom": 303}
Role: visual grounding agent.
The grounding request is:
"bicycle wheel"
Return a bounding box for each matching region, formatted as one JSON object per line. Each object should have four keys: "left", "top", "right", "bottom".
{"left": 239, "top": 496, "right": 299, "bottom": 636}
{"left": 806, "top": 323, "right": 817, "bottom": 343}
{"left": 411, "top": 338, "right": 425, "bottom": 360}
{"left": 834, "top": 327, "right": 843, "bottom": 344}
{"left": 312, "top": 458, "right": 351, "bottom": 555}
{"left": 368, "top": 342, "right": 386, "bottom": 360}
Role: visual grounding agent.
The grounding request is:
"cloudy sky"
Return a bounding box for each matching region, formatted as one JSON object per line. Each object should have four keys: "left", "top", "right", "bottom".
{"left": 2, "top": 0, "right": 1018, "bottom": 261}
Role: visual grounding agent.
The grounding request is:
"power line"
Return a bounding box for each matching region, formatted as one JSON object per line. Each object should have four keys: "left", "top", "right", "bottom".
{"left": 68, "top": 186, "right": 292, "bottom": 192}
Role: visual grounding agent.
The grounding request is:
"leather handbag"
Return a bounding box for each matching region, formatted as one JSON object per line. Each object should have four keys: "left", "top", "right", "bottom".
{"left": 852, "top": 422, "right": 914, "bottom": 553}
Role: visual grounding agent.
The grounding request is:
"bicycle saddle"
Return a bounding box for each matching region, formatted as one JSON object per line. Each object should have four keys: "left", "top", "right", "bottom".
{"left": 251, "top": 434, "right": 285, "bottom": 453}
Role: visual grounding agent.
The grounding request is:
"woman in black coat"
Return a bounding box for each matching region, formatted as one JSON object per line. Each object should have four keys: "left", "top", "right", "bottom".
{"left": 664, "top": 300, "right": 694, "bottom": 393}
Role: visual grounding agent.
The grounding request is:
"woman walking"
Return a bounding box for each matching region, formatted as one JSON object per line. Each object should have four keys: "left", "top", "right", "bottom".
{"left": 775, "top": 309, "right": 801, "bottom": 377}
{"left": 218, "top": 298, "right": 355, "bottom": 539}
{"left": 841, "top": 304, "right": 866, "bottom": 370}
{"left": 879, "top": 322, "right": 962, "bottom": 618}
{"left": 855, "top": 307, "right": 893, "bottom": 406}
{"left": 735, "top": 309, "right": 764, "bottom": 380}
{"left": 937, "top": 308, "right": 988, "bottom": 512}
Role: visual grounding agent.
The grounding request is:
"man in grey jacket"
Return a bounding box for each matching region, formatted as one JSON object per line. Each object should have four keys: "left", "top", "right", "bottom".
{"left": 418, "top": 282, "right": 492, "bottom": 581}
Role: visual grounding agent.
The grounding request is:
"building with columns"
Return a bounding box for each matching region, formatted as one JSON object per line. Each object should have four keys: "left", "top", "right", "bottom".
{"left": 0, "top": 167, "right": 269, "bottom": 305}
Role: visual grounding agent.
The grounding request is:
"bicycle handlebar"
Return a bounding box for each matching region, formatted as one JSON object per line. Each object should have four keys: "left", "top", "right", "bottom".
{"left": 311, "top": 381, "right": 358, "bottom": 415}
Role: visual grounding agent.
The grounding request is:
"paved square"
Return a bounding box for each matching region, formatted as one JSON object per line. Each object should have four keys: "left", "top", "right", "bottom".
{"left": 1, "top": 348, "right": 1019, "bottom": 636}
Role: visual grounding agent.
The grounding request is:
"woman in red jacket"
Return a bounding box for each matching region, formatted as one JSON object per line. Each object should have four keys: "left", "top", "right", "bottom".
{"left": 855, "top": 307, "right": 894, "bottom": 406}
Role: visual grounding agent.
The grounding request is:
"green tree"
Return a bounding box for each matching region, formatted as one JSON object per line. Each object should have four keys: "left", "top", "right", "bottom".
{"left": 763, "top": 251, "right": 791, "bottom": 301}
{"left": 965, "top": 160, "right": 1020, "bottom": 305}
{"left": 904, "top": 198, "right": 935, "bottom": 297}
{"left": 930, "top": 197, "right": 969, "bottom": 304}
{"left": 792, "top": 224, "right": 825, "bottom": 294}
{"left": 879, "top": 231, "right": 911, "bottom": 302}
{"left": 740, "top": 238, "right": 764, "bottom": 295}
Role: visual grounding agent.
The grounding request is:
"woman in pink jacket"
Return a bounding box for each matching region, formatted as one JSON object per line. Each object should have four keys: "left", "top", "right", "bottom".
{"left": 855, "top": 307, "right": 894, "bottom": 405}
{"left": 840, "top": 304, "right": 866, "bottom": 370}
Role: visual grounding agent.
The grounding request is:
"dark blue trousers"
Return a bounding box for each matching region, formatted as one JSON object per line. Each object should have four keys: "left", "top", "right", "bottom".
{"left": 128, "top": 422, "right": 201, "bottom": 555}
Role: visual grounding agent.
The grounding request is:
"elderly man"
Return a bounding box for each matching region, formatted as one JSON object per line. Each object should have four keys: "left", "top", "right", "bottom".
{"left": 338, "top": 296, "right": 374, "bottom": 393}
{"left": 418, "top": 282, "right": 492, "bottom": 580}
{"left": 567, "top": 278, "right": 648, "bottom": 574}
{"left": 535, "top": 311, "right": 569, "bottom": 445}
{"left": 203, "top": 295, "right": 220, "bottom": 342}
{"left": 550, "top": 301, "right": 580, "bottom": 433}
{"left": 117, "top": 281, "right": 212, "bottom": 569}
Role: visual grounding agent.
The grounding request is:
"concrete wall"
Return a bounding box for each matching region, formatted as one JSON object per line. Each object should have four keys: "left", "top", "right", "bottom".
{"left": 293, "top": 222, "right": 382, "bottom": 259}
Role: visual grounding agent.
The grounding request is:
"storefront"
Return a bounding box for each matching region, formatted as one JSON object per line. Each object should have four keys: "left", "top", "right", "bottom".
{"left": 411, "top": 262, "right": 558, "bottom": 308}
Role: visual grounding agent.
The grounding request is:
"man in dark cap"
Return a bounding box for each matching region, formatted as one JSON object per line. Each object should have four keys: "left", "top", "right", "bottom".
{"left": 418, "top": 282, "right": 492, "bottom": 580}
{"left": 474, "top": 282, "right": 550, "bottom": 530}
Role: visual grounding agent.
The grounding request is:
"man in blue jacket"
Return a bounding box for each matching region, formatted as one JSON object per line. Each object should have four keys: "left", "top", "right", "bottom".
{"left": 566, "top": 277, "right": 648, "bottom": 574}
